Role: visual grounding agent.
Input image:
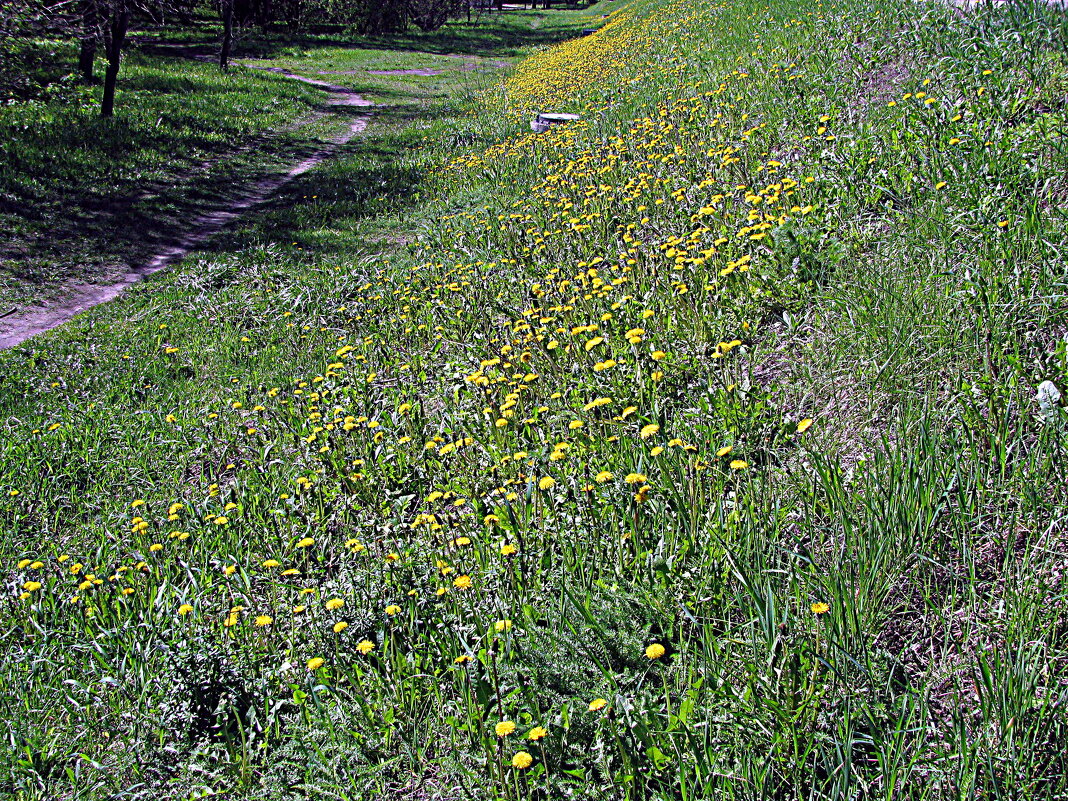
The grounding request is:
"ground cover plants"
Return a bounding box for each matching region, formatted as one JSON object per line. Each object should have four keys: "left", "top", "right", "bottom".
{"left": 1, "top": 0, "right": 1067, "bottom": 798}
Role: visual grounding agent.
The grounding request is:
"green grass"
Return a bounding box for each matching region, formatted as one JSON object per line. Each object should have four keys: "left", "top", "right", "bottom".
{"left": 2, "top": 0, "right": 1068, "bottom": 798}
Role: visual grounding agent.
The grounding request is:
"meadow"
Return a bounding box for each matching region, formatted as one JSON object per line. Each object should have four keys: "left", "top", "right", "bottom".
{"left": 1, "top": 0, "right": 1067, "bottom": 798}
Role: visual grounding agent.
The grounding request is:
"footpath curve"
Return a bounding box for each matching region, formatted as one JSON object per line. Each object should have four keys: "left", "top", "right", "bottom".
{"left": 0, "top": 66, "right": 373, "bottom": 350}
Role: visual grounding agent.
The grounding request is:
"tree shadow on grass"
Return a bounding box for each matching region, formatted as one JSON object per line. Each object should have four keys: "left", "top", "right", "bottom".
{"left": 203, "top": 135, "right": 423, "bottom": 258}
{"left": 0, "top": 90, "right": 443, "bottom": 307}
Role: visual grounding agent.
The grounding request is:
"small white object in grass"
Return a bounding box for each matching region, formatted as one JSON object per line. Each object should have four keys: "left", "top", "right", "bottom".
{"left": 1036, "top": 380, "right": 1062, "bottom": 424}
{"left": 531, "top": 112, "right": 580, "bottom": 133}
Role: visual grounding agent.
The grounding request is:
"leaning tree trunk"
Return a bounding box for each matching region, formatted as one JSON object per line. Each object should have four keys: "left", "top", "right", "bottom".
{"left": 220, "top": 0, "right": 234, "bottom": 71}
{"left": 100, "top": 6, "right": 128, "bottom": 117}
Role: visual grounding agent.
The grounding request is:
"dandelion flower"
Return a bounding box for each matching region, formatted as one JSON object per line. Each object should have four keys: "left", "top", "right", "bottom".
{"left": 356, "top": 639, "right": 375, "bottom": 654}
{"left": 796, "top": 418, "right": 813, "bottom": 433}
{"left": 385, "top": 604, "right": 401, "bottom": 616}
{"left": 811, "top": 602, "right": 830, "bottom": 615}
{"left": 538, "top": 476, "right": 556, "bottom": 491}
{"left": 511, "top": 751, "right": 533, "bottom": 769}
{"left": 296, "top": 537, "right": 314, "bottom": 548}
{"left": 495, "top": 720, "right": 516, "bottom": 737}
{"left": 333, "top": 621, "right": 349, "bottom": 633}
{"left": 640, "top": 423, "right": 660, "bottom": 439}
{"left": 178, "top": 604, "right": 194, "bottom": 616}
{"left": 494, "top": 619, "right": 513, "bottom": 633}
{"left": 453, "top": 574, "right": 472, "bottom": 590}
{"left": 645, "top": 643, "right": 666, "bottom": 659}
{"left": 730, "top": 460, "right": 748, "bottom": 470}
{"left": 528, "top": 726, "right": 548, "bottom": 741}
{"left": 325, "top": 598, "right": 344, "bottom": 610}
{"left": 588, "top": 698, "right": 608, "bottom": 711}
{"left": 307, "top": 657, "right": 325, "bottom": 670}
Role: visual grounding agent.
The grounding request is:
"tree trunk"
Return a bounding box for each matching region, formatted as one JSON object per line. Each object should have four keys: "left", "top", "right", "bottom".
{"left": 79, "top": 37, "right": 97, "bottom": 82}
{"left": 100, "top": 7, "right": 128, "bottom": 117}
{"left": 220, "top": 0, "right": 234, "bottom": 71}
{"left": 78, "top": 0, "right": 97, "bottom": 82}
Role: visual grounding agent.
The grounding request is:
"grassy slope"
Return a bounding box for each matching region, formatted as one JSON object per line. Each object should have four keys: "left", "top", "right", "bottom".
{"left": 2, "top": 0, "right": 1068, "bottom": 799}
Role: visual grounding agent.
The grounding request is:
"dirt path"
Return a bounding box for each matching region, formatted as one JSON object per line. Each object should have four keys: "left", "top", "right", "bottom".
{"left": 0, "top": 66, "right": 373, "bottom": 351}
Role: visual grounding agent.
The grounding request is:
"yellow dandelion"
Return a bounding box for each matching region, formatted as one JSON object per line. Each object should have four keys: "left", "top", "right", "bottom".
{"left": 511, "top": 751, "right": 533, "bottom": 769}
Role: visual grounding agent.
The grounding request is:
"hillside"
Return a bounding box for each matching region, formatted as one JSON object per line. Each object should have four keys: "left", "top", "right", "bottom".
{"left": 1, "top": 0, "right": 1067, "bottom": 797}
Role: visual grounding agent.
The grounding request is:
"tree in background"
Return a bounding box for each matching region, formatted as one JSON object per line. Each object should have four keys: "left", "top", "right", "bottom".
{"left": 98, "top": 0, "right": 130, "bottom": 116}
{"left": 219, "top": 0, "right": 234, "bottom": 70}
{"left": 408, "top": 0, "right": 468, "bottom": 32}
{"left": 78, "top": 0, "right": 101, "bottom": 82}
{"left": 354, "top": 0, "right": 406, "bottom": 33}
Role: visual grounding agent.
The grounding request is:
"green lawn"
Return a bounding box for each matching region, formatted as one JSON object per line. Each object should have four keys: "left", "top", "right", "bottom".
{"left": 1, "top": 0, "right": 1067, "bottom": 798}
